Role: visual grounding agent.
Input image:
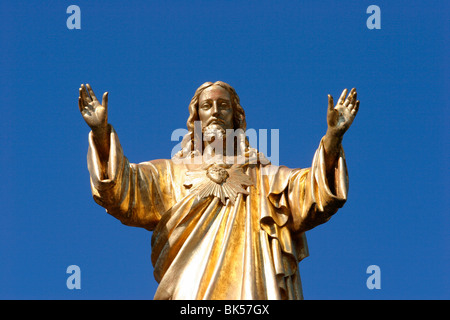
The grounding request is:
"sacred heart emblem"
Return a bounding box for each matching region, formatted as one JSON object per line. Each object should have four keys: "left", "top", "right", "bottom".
{"left": 184, "top": 164, "right": 253, "bottom": 205}
{"left": 206, "top": 166, "right": 229, "bottom": 184}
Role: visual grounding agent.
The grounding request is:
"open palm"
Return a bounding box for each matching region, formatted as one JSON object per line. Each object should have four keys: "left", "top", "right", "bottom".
{"left": 78, "top": 84, "right": 109, "bottom": 130}
{"left": 327, "top": 88, "right": 360, "bottom": 138}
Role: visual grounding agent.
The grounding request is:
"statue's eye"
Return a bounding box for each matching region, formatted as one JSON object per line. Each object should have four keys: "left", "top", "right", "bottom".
{"left": 201, "top": 104, "right": 211, "bottom": 109}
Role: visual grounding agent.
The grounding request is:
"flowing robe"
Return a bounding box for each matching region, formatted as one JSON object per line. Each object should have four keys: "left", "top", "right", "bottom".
{"left": 87, "top": 127, "right": 348, "bottom": 300}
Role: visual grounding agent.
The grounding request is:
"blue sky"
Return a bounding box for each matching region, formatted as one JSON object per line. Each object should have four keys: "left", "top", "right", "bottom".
{"left": 0, "top": 0, "right": 448, "bottom": 299}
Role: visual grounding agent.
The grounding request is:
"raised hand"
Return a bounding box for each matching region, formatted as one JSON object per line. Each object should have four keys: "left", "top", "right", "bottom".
{"left": 326, "top": 88, "right": 360, "bottom": 138}
{"left": 78, "top": 84, "right": 110, "bottom": 165}
{"left": 322, "top": 88, "right": 360, "bottom": 176}
{"left": 78, "top": 84, "right": 109, "bottom": 131}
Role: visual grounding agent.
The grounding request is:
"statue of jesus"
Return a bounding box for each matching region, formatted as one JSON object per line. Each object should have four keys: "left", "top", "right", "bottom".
{"left": 78, "top": 81, "right": 360, "bottom": 300}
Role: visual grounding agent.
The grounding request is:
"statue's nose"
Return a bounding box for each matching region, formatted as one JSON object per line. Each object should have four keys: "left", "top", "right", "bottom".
{"left": 211, "top": 101, "right": 220, "bottom": 115}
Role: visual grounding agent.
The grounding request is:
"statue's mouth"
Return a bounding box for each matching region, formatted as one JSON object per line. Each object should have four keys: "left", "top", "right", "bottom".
{"left": 208, "top": 118, "right": 225, "bottom": 125}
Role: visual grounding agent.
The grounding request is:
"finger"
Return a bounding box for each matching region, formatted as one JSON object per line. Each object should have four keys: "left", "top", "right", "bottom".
{"left": 351, "top": 100, "right": 360, "bottom": 115}
{"left": 79, "top": 87, "right": 90, "bottom": 107}
{"left": 350, "top": 89, "right": 357, "bottom": 105}
{"left": 78, "top": 97, "right": 84, "bottom": 113}
{"left": 345, "top": 88, "right": 357, "bottom": 108}
{"left": 79, "top": 88, "right": 85, "bottom": 103}
{"left": 344, "top": 97, "right": 351, "bottom": 107}
{"left": 351, "top": 88, "right": 357, "bottom": 101}
{"left": 338, "top": 89, "right": 348, "bottom": 105}
{"left": 328, "top": 94, "right": 334, "bottom": 112}
{"left": 80, "top": 84, "right": 91, "bottom": 104}
{"left": 102, "top": 92, "right": 109, "bottom": 110}
{"left": 86, "top": 83, "right": 98, "bottom": 101}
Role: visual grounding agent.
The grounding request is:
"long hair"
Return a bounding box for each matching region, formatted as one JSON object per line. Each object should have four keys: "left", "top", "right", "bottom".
{"left": 186, "top": 81, "right": 247, "bottom": 132}
{"left": 174, "top": 81, "right": 252, "bottom": 159}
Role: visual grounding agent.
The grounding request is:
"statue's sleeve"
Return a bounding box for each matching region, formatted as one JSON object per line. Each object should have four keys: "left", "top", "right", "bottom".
{"left": 87, "top": 126, "right": 167, "bottom": 231}
{"left": 286, "top": 138, "right": 349, "bottom": 233}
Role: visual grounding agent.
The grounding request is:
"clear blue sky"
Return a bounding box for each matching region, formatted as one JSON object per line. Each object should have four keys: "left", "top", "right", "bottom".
{"left": 0, "top": 0, "right": 448, "bottom": 299}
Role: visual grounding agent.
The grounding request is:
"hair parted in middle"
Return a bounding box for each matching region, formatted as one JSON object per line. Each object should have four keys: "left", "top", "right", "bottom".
{"left": 186, "top": 81, "right": 247, "bottom": 132}
{"left": 174, "top": 81, "right": 252, "bottom": 159}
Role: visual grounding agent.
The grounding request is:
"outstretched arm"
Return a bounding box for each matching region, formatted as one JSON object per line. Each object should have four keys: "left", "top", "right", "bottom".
{"left": 78, "top": 84, "right": 110, "bottom": 175}
{"left": 79, "top": 84, "right": 167, "bottom": 231}
{"left": 322, "top": 88, "right": 360, "bottom": 181}
{"left": 283, "top": 89, "right": 359, "bottom": 232}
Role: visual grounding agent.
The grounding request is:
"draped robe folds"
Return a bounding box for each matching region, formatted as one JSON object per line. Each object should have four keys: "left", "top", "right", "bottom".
{"left": 87, "top": 127, "right": 349, "bottom": 300}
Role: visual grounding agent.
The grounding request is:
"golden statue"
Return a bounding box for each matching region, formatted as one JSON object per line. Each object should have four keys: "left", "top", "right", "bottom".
{"left": 78, "top": 81, "right": 360, "bottom": 300}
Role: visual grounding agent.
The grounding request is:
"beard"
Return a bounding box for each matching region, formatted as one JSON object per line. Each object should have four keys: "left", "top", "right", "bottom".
{"left": 202, "top": 124, "right": 226, "bottom": 142}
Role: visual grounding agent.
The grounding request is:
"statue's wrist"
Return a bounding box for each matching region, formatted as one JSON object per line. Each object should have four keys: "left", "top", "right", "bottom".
{"left": 325, "top": 129, "right": 343, "bottom": 144}
{"left": 323, "top": 130, "right": 343, "bottom": 158}
{"left": 91, "top": 123, "right": 110, "bottom": 136}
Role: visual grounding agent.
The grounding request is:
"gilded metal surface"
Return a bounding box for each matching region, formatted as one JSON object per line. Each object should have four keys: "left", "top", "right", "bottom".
{"left": 78, "top": 82, "right": 359, "bottom": 300}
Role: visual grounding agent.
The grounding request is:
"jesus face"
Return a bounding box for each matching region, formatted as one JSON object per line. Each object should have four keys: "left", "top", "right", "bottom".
{"left": 198, "top": 85, "right": 234, "bottom": 135}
